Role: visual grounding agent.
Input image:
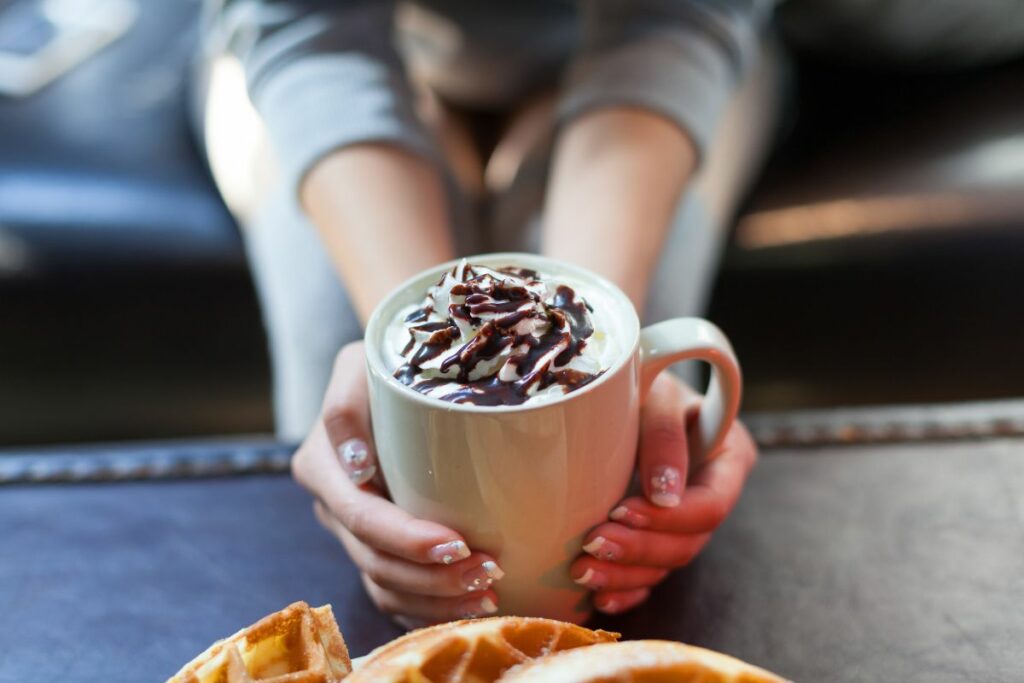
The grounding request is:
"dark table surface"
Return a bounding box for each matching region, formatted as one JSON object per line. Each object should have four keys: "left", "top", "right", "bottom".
{"left": 3, "top": 436, "right": 1023, "bottom": 682}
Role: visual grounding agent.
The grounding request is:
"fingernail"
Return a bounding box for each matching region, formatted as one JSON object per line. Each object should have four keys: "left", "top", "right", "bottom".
{"left": 572, "top": 567, "right": 604, "bottom": 588}
{"left": 582, "top": 536, "right": 623, "bottom": 561}
{"left": 461, "top": 560, "right": 505, "bottom": 592}
{"left": 459, "top": 595, "right": 498, "bottom": 618}
{"left": 349, "top": 465, "right": 377, "bottom": 485}
{"left": 597, "top": 589, "right": 648, "bottom": 614}
{"left": 610, "top": 506, "right": 649, "bottom": 528}
{"left": 338, "top": 439, "right": 376, "bottom": 484}
{"left": 650, "top": 465, "right": 682, "bottom": 508}
{"left": 429, "top": 540, "right": 471, "bottom": 565}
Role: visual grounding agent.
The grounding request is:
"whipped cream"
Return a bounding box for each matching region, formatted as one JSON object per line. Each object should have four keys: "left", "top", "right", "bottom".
{"left": 385, "top": 261, "right": 619, "bottom": 406}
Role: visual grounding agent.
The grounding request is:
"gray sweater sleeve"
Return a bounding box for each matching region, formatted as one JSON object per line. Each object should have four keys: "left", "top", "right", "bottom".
{"left": 213, "top": 0, "right": 767, "bottom": 194}
{"left": 560, "top": 0, "right": 770, "bottom": 161}
{"left": 216, "top": 0, "right": 436, "bottom": 192}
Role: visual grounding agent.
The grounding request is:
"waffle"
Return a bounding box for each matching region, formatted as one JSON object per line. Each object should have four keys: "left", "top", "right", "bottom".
{"left": 499, "top": 640, "right": 790, "bottom": 682}
{"left": 167, "top": 601, "right": 351, "bottom": 683}
{"left": 346, "top": 616, "right": 620, "bottom": 683}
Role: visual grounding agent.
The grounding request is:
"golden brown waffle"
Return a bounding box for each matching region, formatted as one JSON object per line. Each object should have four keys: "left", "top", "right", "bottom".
{"left": 167, "top": 601, "right": 352, "bottom": 683}
{"left": 346, "top": 616, "right": 619, "bottom": 683}
{"left": 498, "top": 640, "right": 790, "bottom": 682}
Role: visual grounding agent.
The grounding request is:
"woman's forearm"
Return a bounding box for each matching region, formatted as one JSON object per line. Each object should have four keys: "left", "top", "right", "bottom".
{"left": 301, "top": 144, "right": 456, "bottom": 323}
{"left": 542, "top": 108, "right": 697, "bottom": 313}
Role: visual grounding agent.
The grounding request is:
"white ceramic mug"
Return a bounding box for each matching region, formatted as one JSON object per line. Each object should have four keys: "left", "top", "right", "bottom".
{"left": 364, "top": 253, "right": 742, "bottom": 622}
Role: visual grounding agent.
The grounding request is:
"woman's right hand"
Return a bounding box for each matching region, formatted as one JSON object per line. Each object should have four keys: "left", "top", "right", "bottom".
{"left": 291, "top": 341, "right": 504, "bottom": 626}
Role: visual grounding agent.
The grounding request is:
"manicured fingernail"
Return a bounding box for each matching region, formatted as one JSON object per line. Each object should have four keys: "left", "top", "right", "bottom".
{"left": 650, "top": 465, "right": 682, "bottom": 508}
{"left": 349, "top": 465, "right": 377, "bottom": 485}
{"left": 482, "top": 560, "right": 504, "bottom": 580}
{"left": 459, "top": 595, "right": 498, "bottom": 618}
{"left": 572, "top": 567, "right": 604, "bottom": 588}
{"left": 462, "top": 560, "right": 505, "bottom": 592}
{"left": 598, "top": 589, "right": 649, "bottom": 614}
{"left": 610, "top": 506, "right": 649, "bottom": 527}
{"left": 338, "top": 438, "right": 371, "bottom": 467}
{"left": 479, "top": 596, "right": 498, "bottom": 614}
{"left": 338, "top": 439, "right": 375, "bottom": 484}
{"left": 429, "top": 540, "right": 471, "bottom": 565}
{"left": 582, "top": 536, "right": 623, "bottom": 561}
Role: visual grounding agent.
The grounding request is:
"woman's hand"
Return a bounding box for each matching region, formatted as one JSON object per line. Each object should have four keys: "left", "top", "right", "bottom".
{"left": 291, "top": 342, "right": 504, "bottom": 626}
{"left": 570, "top": 372, "right": 758, "bottom": 614}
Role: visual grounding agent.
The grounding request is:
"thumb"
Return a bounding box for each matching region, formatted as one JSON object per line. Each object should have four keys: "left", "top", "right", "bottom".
{"left": 638, "top": 373, "right": 689, "bottom": 508}
{"left": 322, "top": 341, "right": 379, "bottom": 487}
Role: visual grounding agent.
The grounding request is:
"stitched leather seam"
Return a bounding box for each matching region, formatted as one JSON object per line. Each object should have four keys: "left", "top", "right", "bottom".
{"left": 748, "top": 399, "right": 1024, "bottom": 449}
{"left": 0, "top": 439, "right": 295, "bottom": 485}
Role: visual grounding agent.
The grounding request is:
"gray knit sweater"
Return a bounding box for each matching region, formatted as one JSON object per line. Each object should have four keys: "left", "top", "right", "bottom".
{"left": 202, "top": 0, "right": 769, "bottom": 195}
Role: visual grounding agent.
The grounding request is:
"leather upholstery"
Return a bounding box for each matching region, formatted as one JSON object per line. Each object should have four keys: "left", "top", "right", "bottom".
{"left": 0, "top": 0, "right": 240, "bottom": 274}
{"left": 709, "top": 58, "right": 1024, "bottom": 412}
{"left": 2, "top": 437, "right": 1021, "bottom": 681}
{"left": 0, "top": 2, "right": 269, "bottom": 445}
{"left": 734, "top": 59, "right": 1024, "bottom": 254}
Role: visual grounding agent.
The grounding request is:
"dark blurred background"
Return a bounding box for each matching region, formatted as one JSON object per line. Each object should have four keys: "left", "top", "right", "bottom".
{"left": 1, "top": 0, "right": 1023, "bottom": 445}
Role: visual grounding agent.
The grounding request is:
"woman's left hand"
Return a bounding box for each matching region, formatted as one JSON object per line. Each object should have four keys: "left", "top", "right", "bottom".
{"left": 570, "top": 371, "right": 758, "bottom": 614}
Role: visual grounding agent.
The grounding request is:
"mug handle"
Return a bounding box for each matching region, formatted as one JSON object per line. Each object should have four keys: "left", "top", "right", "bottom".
{"left": 639, "top": 318, "right": 742, "bottom": 461}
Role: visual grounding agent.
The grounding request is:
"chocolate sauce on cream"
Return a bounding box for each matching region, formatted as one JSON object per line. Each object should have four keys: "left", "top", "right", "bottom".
{"left": 393, "top": 262, "right": 603, "bottom": 406}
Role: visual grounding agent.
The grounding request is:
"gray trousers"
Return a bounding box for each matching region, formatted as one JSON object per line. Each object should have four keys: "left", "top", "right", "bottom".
{"left": 198, "top": 41, "right": 782, "bottom": 441}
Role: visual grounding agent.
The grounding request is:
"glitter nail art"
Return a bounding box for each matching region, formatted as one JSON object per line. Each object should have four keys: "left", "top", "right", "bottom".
{"left": 429, "top": 540, "right": 471, "bottom": 565}
{"left": 338, "top": 439, "right": 371, "bottom": 469}
{"left": 461, "top": 560, "right": 505, "bottom": 592}
{"left": 582, "top": 536, "right": 620, "bottom": 561}
{"left": 650, "top": 465, "right": 682, "bottom": 508}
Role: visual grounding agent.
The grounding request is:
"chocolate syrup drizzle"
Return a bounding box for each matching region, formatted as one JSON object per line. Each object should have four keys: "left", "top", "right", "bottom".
{"left": 394, "top": 264, "right": 603, "bottom": 406}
